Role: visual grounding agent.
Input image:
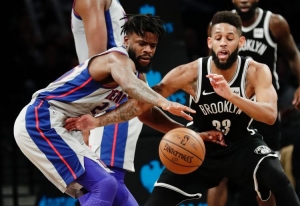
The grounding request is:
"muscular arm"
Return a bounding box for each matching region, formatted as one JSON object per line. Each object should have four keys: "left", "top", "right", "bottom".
{"left": 93, "top": 61, "right": 198, "bottom": 126}
{"left": 75, "top": 0, "right": 108, "bottom": 57}
{"left": 111, "top": 61, "right": 171, "bottom": 108}
{"left": 270, "top": 14, "right": 300, "bottom": 107}
{"left": 210, "top": 61, "right": 277, "bottom": 124}
{"left": 270, "top": 14, "right": 300, "bottom": 84}
{"left": 239, "top": 63, "right": 277, "bottom": 124}
{"left": 138, "top": 107, "right": 185, "bottom": 133}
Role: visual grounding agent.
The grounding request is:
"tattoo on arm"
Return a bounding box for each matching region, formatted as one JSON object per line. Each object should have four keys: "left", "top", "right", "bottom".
{"left": 97, "top": 100, "right": 142, "bottom": 127}
{"left": 125, "top": 80, "right": 162, "bottom": 106}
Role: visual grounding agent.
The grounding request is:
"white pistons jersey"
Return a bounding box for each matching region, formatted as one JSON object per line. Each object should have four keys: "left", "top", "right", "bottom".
{"left": 32, "top": 46, "right": 128, "bottom": 117}
{"left": 71, "top": 0, "right": 127, "bottom": 63}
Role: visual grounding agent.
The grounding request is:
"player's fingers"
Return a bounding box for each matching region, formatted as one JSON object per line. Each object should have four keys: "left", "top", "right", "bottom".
{"left": 208, "top": 74, "right": 224, "bottom": 81}
{"left": 182, "top": 106, "right": 196, "bottom": 113}
{"left": 206, "top": 74, "right": 218, "bottom": 78}
{"left": 64, "top": 122, "right": 74, "bottom": 129}
{"left": 65, "top": 118, "right": 76, "bottom": 123}
{"left": 180, "top": 111, "right": 193, "bottom": 121}
{"left": 214, "top": 80, "right": 227, "bottom": 85}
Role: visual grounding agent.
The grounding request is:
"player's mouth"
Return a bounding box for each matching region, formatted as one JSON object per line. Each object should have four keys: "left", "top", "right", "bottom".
{"left": 218, "top": 50, "right": 229, "bottom": 60}
{"left": 139, "top": 56, "right": 151, "bottom": 65}
{"left": 240, "top": 6, "right": 250, "bottom": 12}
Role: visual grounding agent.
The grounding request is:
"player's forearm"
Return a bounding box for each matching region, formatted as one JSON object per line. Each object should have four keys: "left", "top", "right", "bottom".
{"left": 229, "top": 94, "right": 277, "bottom": 125}
{"left": 138, "top": 107, "right": 184, "bottom": 133}
{"left": 95, "top": 99, "right": 143, "bottom": 127}
{"left": 123, "top": 80, "right": 170, "bottom": 109}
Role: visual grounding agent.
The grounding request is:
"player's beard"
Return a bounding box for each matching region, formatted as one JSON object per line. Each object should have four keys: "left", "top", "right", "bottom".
{"left": 233, "top": 2, "right": 258, "bottom": 21}
{"left": 211, "top": 46, "right": 239, "bottom": 71}
{"left": 128, "top": 48, "right": 152, "bottom": 73}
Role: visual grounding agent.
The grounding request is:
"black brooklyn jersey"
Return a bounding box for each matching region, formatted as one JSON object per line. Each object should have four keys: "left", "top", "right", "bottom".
{"left": 235, "top": 8, "right": 279, "bottom": 90}
{"left": 189, "top": 56, "right": 257, "bottom": 155}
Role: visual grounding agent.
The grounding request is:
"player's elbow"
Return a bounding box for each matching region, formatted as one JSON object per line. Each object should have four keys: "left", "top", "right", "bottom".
{"left": 265, "top": 110, "right": 277, "bottom": 125}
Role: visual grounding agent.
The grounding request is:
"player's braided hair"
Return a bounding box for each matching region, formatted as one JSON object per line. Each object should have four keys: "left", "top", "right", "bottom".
{"left": 211, "top": 11, "right": 242, "bottom": 35}
{"left": 120, "top": 14, "right": 166, "bottom": 40}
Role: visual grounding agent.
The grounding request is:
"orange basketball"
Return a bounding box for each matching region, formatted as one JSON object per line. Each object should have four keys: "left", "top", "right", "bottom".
{"left": 159, "top": 127, "right": 205, "bottom": 174}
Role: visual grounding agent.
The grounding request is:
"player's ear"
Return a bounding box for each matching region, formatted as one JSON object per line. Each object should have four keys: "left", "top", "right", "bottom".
{"left": 124, "top": 35, "right": 129, "bottom": 47}
{"left": 207, "top": 37, "right": 212, "bottom": 49}
{"left": 239, "top": 36, "right": 245, "bottom": 48}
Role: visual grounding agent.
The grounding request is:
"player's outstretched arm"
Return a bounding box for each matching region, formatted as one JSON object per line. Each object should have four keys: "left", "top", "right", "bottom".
{"left": 64, "top": 97, "right": 194, "bottom": 131}
{"left": 105, "top": 54, "right": 195, "bottom": 115}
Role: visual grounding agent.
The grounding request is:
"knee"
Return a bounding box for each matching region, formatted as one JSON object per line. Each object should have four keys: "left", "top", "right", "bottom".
{"left": 257, "top": 157, "right": 290, "bottom": 190}
{"left": 94, "top": 175, "right": 118, "bottom": 193}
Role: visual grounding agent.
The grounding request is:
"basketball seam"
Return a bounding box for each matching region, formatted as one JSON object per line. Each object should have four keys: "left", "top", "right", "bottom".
{"left": 177, "top": 130, "right": 206, "bottom": 156}
{"left": 161, "top": 138, "right": 204, "bottom": 162}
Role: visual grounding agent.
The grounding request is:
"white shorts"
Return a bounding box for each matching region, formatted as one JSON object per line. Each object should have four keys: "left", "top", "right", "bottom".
{"left": 13, "top": 99, "right": 111, "bottom": 197}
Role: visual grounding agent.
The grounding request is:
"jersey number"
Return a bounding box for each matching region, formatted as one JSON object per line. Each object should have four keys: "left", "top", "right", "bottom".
{"left": 212, "top": 119, "right": 231, "bottom": 135}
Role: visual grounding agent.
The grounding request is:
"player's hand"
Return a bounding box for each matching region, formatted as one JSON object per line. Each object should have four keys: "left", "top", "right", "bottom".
{"left": 292, "top": 86, "right": 300, "bottom": 110}
{"left": 162, "top": 102, "right": 196, "bottom": 121}
{"left": 206, "top": 74, "right": 232, "bottom": 100}
{"left": 199, "top": 130, "right": 226, "bottom": 146}
{"left": 64, "top": 114, "right": 98, "bottom": 131}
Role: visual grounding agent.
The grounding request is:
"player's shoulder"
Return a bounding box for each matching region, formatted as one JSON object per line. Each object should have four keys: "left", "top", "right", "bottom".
{"left": 174, "top": 59, "right": 199, "bottom": 75}
{"left": 91, "top": 46, "right": 131, "bottom": 69}
{"left": 105, "top": 47, "right": 129, "bottom": 61}
{"left": 247, "top": 59, "right": 271, "bottom": 76}
{"left": 269, "top": 11, "right": 288, "bottom": 28}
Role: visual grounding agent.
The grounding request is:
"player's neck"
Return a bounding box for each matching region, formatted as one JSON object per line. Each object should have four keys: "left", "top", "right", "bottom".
{"left": 211, "top": 60, "right": 239, "bottom": 82}
{"left": 241, "top": 8, "right": 259, "bottom": 27}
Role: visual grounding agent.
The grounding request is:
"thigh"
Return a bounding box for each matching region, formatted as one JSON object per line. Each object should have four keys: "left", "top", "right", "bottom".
{"left": 226, "top": 135, "right": 277, "bottom": 185}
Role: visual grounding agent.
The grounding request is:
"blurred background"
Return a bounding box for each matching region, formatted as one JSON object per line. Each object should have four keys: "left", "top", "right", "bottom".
{"left": 2, "top": 0, "right": 300, "bottom": 205}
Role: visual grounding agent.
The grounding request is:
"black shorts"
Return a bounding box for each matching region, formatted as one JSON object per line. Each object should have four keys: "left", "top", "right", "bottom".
{"left": 155, "top": 133, "right": 277, "bottom": 195}
{"left": 251, "top": 115, "right": 281, "bottom": 151}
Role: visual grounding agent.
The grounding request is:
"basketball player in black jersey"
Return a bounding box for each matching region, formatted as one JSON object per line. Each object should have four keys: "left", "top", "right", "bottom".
{"left": 65, "top": 11, "right": 300, "bottom": 206}
{"left": 207, "top": 1, "right": 300, "bottom": 206}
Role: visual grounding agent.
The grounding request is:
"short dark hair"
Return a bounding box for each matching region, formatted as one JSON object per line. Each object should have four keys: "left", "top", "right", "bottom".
{"left": 120, "top": 14, "right": 167, "bottom": 40}
{"left": 211, "top": 11, "right": 242, "bottom": 35}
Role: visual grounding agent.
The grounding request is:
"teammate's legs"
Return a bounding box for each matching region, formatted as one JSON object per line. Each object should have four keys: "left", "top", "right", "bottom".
{"left": 207, "top": 178, "right": 228, "bottom": 206}
{"left": 76, "top": 157, "right": 118, "bottom": 206}
{"left": 280, "top": 145, "right": 295, "bottom": 188}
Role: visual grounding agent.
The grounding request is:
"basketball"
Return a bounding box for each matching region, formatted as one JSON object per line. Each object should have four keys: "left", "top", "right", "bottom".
{"left": 158, "top": 127, "right": 205, "bottom": 174}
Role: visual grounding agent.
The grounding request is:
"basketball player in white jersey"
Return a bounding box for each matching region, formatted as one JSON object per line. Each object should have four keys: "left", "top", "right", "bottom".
{"left": 71, "top": 1, "right": 145, "bottom": 205}
{"left": 14, "top": 14, "right": 195, "bottom": 206}
{"left": 206, "top": 1, "right": 300, "bottom": 206}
